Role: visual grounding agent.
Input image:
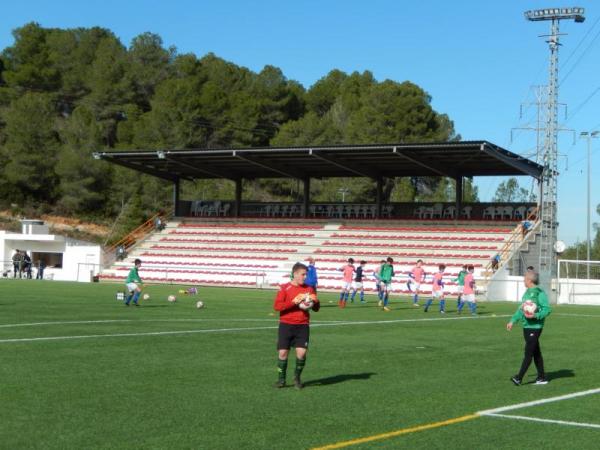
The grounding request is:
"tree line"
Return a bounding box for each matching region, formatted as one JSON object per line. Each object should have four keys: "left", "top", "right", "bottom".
{"left": 0, "top": 22, "right": 482, "bottom": 236}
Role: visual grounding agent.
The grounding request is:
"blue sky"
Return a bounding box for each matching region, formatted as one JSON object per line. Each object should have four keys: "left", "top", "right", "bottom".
{"left": 1, "top": 0, "right": 599, "bottom": 245}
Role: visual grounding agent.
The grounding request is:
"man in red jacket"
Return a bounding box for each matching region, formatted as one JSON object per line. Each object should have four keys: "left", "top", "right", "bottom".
{"left": 273, "top": 262, "right": 320, "bottom": 389}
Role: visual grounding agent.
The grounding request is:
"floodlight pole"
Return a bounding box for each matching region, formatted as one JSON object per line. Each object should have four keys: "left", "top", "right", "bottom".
{"left": 580, "top": 131, "right": 598, "bottom": 278}
{"left": 525, "top": 7, "right": 585, "bottom": 301}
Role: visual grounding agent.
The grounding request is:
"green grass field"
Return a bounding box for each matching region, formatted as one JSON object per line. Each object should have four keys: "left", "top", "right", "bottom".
{"left": 1, "top": 279, "right": 599, "bottom": 449}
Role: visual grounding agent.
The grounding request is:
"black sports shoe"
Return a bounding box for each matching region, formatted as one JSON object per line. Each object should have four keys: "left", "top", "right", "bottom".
{"left": 294, "top": 377, "right": 304, "bottom": 390}
{"left": 535, "top": 378, "right": 549, "bottom": 385}
{"left": 273, "top": 380, "right": 286, "bottom": 389}
{"left": 511, "top": 376, "right": 522, "bottom": 386}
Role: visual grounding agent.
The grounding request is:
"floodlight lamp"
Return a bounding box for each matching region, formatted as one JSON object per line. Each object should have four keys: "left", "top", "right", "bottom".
{"left": 92, "top": 152, "right": 101, "bottom": 160}
{"left": 157, "top": 151, "right": 166, "bottom": 159}
{"left": 525, "top": 7, "right": 585, "bottom": 22}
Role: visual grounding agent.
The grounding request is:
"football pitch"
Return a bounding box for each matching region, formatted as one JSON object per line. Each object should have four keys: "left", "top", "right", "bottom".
{"left": 1, "top": 280, "right": 599, "bottom": 449}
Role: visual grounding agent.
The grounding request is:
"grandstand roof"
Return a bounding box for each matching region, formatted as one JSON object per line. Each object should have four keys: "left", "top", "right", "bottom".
{"left": 95, "top": 141, "right": 544, "bottom": 182}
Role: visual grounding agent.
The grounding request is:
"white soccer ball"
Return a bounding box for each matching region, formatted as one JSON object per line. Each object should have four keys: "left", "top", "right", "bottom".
{"left": 298, "top": 296, "right": 314, "bottom": 311}
{"left": 142, "top": 293, "right": 150, "bottom": 301}
{"left": 168, "top": 295, "right": 177, "bottom": 303}
{"left": 196, "top": 300, "right": 204, "bottom": 309}
{"left": 522, "top": 300, "right": 537, "bottom": 316}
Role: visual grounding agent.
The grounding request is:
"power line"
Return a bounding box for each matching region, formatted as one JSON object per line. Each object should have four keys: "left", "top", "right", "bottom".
{"left": 560, "top": 14, "right": 600, "bottom": 72}
{"left": 562, "top": 85, "right": 600, "bottom": 125}
{"left": 559, "top": 22, "right": 600, "bottom": 87}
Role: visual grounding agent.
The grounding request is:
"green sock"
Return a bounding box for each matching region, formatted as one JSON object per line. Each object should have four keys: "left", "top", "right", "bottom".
{"left": 294, "top": 358, "right": 306, "bottom": 379}
{"left": 277, "top": 358, "right": 288, "bottom": 382}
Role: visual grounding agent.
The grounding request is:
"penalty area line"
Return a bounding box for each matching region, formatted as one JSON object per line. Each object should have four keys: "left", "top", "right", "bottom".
{"left": 477, "top": 387, "right": 600, "bottom": 415}
{"left": 482, "top": 413, "right": 600, "bottom": 429}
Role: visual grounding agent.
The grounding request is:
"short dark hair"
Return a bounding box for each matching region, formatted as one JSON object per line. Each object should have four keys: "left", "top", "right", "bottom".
{"left": 526, "top": 266, "right": 534, "bottom": 271}
{"left": 416, "top": 259, "right": 423, "bottom": 264}
{"left": 348, "top": 258, "right": 355, "bottom": 264}
{"left": 134, "top": 258, "right": 142, "bottom": 265}
{"left": 292, "top": 262, "right": 308, "bottom": 274}
{"left": 360, "top": 260, "right": 367, "bottom": 265}
{"left": 438, "top": 264, "right": 446, "bottom": 271}
{"left": 526, "top": 271, "right": 539, "bottom": 285}
{"left": 387, "top": 257, "right": 394, "bottom": 263}
{"left": 467, "top": 265, "right": 475, "bottom": 271}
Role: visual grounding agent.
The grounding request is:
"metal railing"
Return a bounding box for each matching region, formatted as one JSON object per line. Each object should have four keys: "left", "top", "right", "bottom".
{"left": 103, "top": 212, "right": 170, "bottom": 268}
{"left": 482, "top": 206, "right": 540, "bottom": 284}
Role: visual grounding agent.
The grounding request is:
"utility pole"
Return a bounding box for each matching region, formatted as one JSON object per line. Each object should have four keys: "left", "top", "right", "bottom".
{"left": 511, "top": 87, "right": 573, "bottom": 199}
{"left": 525, "top": 7, "right": 585, "bottom": 301}
{"left": 579, "top": 131, "right": 598, "bottom": 279}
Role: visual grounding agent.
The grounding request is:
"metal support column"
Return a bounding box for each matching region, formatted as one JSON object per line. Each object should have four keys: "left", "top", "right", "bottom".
{"left": 173, "top": 178, "right": 181, "bottom": 216}
{"left": 455, "top": 176, "right": 463, "bottom": 220}
{"left": 234, "top": 179, "right": 243, "bottom": 217}
{"left": 303, "top": 177, "right": 310, "bottom": 218}
{"left": 375, "top": 178, "right": 383, "bottom": 219}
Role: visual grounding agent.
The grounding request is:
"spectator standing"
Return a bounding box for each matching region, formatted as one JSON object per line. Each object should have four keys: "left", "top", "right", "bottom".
{"left": 12, "top": 250, "right": 23, "bottom": 279}
{"left": 305, "top": 257, "right": 318, "bottom": 293}
{"left": 23, "top": 252, "right": 32, "bottom": 279}
{"left": 36, "top": 259, "right": 46, "bottom": 280}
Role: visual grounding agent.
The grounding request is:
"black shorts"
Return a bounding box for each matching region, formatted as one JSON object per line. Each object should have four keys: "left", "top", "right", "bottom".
{"left": 277, "top": 323, "right": 310, "bottom": 350}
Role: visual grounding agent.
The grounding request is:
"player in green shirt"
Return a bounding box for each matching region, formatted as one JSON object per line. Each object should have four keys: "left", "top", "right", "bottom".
{"left": 379, "top": 257, "right": 394, "bottom": 312}
{"left": 125, "top": 259, "right": 143, "bottom": 306}
{"left": 506, "top": 270, "right": 552, "bottom": 385}
{"left": 453, "top": 265, "right": 468, "bottom": 309}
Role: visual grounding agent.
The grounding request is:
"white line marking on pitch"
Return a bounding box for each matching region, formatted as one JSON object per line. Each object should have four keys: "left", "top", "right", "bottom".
{"left": 483, "top": 413, "right": 600, "bottom": 429}
{"left": 0, "top": 326, "right": 280, "bottom": 343}
{"left": 0, "top": 314, "right": 509, "bottom": 344}
{"left": 0, "top": 318, "right": 370, "bottom": 329}
{"left": 554, "top": 313, "right": 600, "bottom": 318}
{"left": 0, "top": 320, "right": 132, "bottom": 328}
{"left": 478, "top": 387, "right": 600, "bottom": 415}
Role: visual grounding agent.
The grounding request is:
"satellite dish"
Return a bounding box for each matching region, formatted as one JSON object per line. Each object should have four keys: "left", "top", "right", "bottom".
{"left": 554, "top": 240, "right": 566, "bottom": 253}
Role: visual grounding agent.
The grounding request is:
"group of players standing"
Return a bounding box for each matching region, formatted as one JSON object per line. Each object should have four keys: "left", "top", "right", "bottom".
{"left": 337, "top": 258, "right": 478, "bottom": 314}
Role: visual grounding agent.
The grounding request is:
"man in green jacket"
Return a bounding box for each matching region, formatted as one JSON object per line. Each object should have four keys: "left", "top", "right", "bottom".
{"left": 506, "top": 271, "right": 552, "bottom": 385}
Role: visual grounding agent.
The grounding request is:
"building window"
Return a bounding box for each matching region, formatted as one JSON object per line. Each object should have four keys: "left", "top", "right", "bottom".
{"left": 31, "top": 252, "right": 63, "bottom": 269}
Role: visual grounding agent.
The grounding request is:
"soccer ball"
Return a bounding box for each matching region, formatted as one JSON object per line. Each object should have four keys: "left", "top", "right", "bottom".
{"left": 522, "top": 300, "right": 537, "bottom": 317}
{"left": 196, "top": 300, "right": 204, "bottom": 309}
{"left": 168, "top": 295, "right": 177, "bottom": 303}
{"left": 142, "top": 293, "right": 150, "bottom": 301}
{"left": 298, "top": 295, "right": 314, "bottom": 311}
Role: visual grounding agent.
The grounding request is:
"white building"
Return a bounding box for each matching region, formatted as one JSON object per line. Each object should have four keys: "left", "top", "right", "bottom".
{"left": 0, "top": 219, "right": 101, "bottom": 282}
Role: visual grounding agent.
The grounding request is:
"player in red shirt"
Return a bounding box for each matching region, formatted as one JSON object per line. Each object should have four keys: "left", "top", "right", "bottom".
{"left": 273, "top": 262, "right": 320, "bottom": 389}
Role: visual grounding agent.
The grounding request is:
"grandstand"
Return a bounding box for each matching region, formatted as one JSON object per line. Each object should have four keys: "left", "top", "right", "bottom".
{"left": 97, "top": 141, "right": 543, "bottom": 297}
{"left": 99, "top": 216, "right": 522, "bottom": 296}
